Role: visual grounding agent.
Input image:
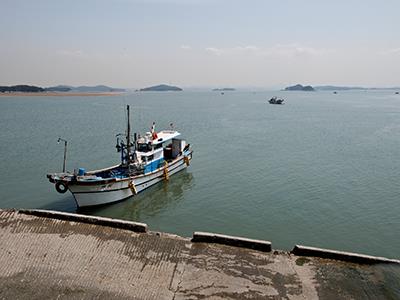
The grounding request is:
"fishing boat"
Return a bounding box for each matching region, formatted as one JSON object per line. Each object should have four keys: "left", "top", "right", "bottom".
{"left": 46, "top": 105, "right": 193, "bottom": 207}
{"left": 269, "top": 97, "right": 284, "bottom": 104}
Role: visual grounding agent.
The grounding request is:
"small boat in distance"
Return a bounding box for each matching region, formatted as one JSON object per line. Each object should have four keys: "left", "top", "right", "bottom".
{"left": 47, "top": 105, "right": 193, "bottom": 207}
{"left": 269, "top": 97, "right": 284, "bottom": 104}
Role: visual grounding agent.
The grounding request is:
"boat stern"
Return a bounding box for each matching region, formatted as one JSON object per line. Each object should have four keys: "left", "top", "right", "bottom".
{"left": 46, "top": 172, "right": 75, "bottom": 194}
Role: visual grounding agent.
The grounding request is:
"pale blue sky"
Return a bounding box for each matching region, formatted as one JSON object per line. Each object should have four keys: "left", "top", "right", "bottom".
{"left": 1, "top": 0, "right": 399, "bottom": 88}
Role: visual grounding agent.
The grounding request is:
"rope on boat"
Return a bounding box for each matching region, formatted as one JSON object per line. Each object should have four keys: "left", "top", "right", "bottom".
{"left": 128, "top": 181, "right": 137, "bottom": 194}
{"left": 163, "top": 161, "right": 169, "bottom": 181}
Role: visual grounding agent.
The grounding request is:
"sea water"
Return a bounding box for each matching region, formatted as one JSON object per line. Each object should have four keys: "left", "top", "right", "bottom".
{"left": 0, "top": 90, "right": 399, "bottom": 258}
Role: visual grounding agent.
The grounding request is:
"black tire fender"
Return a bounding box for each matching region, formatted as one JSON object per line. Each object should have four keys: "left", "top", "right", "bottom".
{"left": 55, "top": 181, "right": 68, "bottom": 194}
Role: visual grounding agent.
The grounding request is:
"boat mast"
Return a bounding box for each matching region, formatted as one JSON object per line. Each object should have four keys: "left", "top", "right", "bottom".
{"left": 126, "top": 105, "right": 131, "bottom": 164}
{"left": 57, "top": 137, "right": 68, "bottom": 172}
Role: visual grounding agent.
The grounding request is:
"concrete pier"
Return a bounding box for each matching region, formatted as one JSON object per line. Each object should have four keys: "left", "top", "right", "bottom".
{"left": 0, "top": 209, "right": 399, "bottom": 299}
{"left": 192, "top": 231, "right": 272, "bottom": 252}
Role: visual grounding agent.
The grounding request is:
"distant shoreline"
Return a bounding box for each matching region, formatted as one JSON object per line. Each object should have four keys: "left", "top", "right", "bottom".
{"left": 0, "top": 92, "right": 125, "bottom": 97}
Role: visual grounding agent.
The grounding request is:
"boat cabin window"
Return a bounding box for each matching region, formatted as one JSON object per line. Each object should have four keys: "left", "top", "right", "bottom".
{"left": 137, "top": 143, "right": 152, "bottom": 152}
{"left": 141, "top": 154, "right": 154, "bottom": 163}
{"left": 154, "top": 143, "right": 162, "bottom": 149}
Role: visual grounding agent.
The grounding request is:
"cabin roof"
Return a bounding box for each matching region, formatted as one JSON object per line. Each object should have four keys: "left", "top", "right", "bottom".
{"left": 151, "top": 130, "right": 181, "bottom": 145}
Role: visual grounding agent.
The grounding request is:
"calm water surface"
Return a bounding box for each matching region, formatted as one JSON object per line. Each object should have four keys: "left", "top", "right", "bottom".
{"left": 1, "top": 91, "right": 399, "bottom": 258}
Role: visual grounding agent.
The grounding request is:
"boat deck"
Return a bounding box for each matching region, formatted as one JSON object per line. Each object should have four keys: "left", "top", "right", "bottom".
{"left": 0, "top": 209, "right": 398, "bottom": 299}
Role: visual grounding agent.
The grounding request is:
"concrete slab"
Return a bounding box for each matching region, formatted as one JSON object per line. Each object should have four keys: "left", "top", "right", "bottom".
{"left": 192, "top": 231, "right": 272, "bottom": 252}
{"left": 292, "top": 244, "right": 400, "bottom": 265}
{"left": 0, "top": 209, "right": 399, "bottom": 299}
{"left": 19, "top": 209, "right": 148, "bottom": 233}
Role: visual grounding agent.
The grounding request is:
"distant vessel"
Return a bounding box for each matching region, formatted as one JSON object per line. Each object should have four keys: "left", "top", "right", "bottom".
{"left": 269, "top": 97, "right": 284, "bottom": 105}
{"left": 47, "top": 105, "right": 193, "bottom": 207}
{"left": 396, "top": 92, "right": 399, "bottom": 95}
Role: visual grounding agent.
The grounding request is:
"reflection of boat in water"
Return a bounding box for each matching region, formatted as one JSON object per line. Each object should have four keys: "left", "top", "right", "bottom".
{"left": 269, "top": 97, "right": 284, "bottom": 104}
{"left": 78, "top": 171, "right": 194, "bottom": 218}
{"left": 47, "top": 105, "right": 193, "bottom": 208}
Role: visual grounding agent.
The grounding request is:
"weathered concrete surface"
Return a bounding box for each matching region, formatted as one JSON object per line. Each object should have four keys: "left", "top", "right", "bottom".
{"left": 0, "top": 209, "right": 399, "bottom": 299}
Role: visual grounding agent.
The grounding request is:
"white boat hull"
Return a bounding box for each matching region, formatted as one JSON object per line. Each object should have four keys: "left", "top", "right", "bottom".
{"left": 68, "top": 154, "right": 191, "bottom": 207}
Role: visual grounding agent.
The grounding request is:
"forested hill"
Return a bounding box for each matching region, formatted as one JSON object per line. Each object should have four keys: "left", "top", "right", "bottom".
{"left": 0, "top": 85, "right": 44, "bottom": 93}
{"left": 0, "top": 85, "right": 125, "bottom": 93}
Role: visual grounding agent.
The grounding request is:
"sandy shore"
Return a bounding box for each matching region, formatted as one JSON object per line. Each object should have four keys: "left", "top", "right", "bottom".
{"left": 0, "top": 92, "right": 125, "bottom": 97}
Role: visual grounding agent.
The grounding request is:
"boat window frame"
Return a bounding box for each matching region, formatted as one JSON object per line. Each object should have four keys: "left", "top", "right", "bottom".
{"left": 137, "top": 143, "right": 152, "bottom": 152}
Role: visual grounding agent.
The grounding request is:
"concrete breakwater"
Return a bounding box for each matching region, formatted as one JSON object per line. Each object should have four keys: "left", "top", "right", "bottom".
{"left": 0, "top": 209, "right": 399, "bottom": 299}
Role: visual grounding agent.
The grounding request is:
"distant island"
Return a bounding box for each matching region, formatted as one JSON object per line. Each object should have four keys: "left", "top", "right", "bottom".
{"left": 0, "top": 84, "right": 125, "bottom": 93}
{"left": 314, "top": 85, "right": 400, "bottom": 91}
{"left": 284, "top": 84, "right": 315, "bottom": 91}
{"left": 314, "top": 85, "right": 364, "bottom": 91}
{"left": 212, "top": 88, "right": 236, "bottom": 91}
{"left": 0, "top": 85, "right": 45, "bottom": 93}
{"left": 44, "top": 85, "right": 72, "bottom": 92}
{"left": 139, "top": 84, "right": 182, "bottom": 92}
{"left": 64, "top": 85, "right": 125, "bottom": 93}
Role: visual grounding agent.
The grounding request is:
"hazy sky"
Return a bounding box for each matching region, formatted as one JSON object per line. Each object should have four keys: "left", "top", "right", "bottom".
{"left": 1, "top": 0, "right": 400, "bottom": 88}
